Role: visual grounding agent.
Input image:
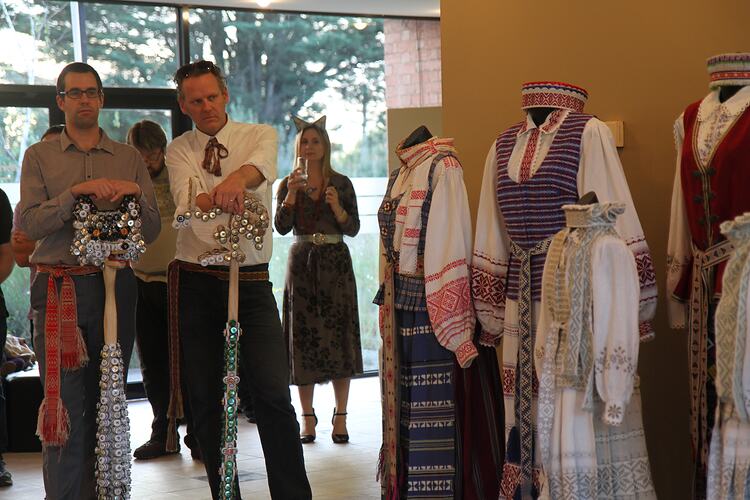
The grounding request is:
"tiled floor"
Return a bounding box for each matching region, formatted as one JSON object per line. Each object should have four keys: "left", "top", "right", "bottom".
{"left": 3, "top": 376, "right": 382, "bottom": 499}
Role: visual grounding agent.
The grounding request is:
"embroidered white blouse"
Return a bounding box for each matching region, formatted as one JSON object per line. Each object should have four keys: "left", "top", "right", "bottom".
{"left": 667, "top": 86, "right": 750, "bottom": 328}
{"left": 707, "top": 212, "right": 750, "bottom": 499}
{"left": 535, "top": 218, "right": 640, "bottom": 425}
{"left": 535, "top": 205, "right": 655, "bottom": 500}
{"left": 472, "top": 112, "right": 657, "bottom": 347}
{"left": 386, "top": 137, "right": 478, "bottom": 368}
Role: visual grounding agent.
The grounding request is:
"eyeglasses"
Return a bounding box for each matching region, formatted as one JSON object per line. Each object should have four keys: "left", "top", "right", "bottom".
{"left": 58, "top": 87, "right": 101, "bottom": 99}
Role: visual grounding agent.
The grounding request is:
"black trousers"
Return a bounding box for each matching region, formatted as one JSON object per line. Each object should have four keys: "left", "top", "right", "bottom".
{"left": 237, "top": 357, "right": 254, "bottom": 414}
{"left": 178, "top": 264, "right": 311, "bottom": 500}
{"left": 135, "top": 278, "right": 194, "bottom": 444}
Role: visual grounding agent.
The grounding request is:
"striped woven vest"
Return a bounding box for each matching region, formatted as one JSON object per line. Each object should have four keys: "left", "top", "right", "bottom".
{"left": 496, "top": 112, "right": 591, "bottom": 301}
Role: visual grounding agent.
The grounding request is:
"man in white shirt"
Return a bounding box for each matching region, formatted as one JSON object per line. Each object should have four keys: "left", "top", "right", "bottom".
{"left": 165, "top": 60, "right": 311, "bottom": 499}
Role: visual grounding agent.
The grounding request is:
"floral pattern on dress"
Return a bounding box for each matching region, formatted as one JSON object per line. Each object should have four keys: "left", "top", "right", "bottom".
{"left": 275, "top": 173, "right": 363, "bottom": 385}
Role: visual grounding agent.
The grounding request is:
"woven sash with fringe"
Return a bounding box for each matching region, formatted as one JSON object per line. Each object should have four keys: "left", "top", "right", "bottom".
{"left": 35, "top": 264, "right": 100, "bottom": 446}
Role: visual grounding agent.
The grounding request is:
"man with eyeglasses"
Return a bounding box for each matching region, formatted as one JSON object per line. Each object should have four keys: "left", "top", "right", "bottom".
{"left": 18, "top": 62, "right": 160, "bottom": 500}
{"left": 165, "top": 60, "right": 311, "bottom": 499}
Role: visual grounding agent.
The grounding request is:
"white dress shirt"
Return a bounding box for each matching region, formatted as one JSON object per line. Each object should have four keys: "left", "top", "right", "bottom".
{"left": 166, "top": 119, "right": 278, "bottom": 266}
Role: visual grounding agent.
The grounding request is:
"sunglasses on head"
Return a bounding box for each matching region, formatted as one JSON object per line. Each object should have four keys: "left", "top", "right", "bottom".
{"left": 174, "top": 60, "right": 221, "bottom": 83}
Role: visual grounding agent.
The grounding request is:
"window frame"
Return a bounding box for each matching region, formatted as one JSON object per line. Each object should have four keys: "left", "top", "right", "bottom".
{"left": 0, "top": 0, "right": 405, "bottom": 386}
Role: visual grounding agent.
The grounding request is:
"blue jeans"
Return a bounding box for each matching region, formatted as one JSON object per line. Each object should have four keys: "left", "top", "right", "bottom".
{"left": 32, "top": 269, "right": 136, "bottom": 500}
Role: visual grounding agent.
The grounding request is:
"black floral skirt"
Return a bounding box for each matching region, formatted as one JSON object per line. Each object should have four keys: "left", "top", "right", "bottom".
{"left": 282, "top": 241, "right": 363, "bottom": 385}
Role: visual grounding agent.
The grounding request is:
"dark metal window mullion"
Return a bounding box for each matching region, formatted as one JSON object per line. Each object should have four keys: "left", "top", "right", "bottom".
{"left": 177, "top": 5, "right": 191, "bottom": 66}
{"left": 70, "top": 1, "right": 89, "bottom": 63}
{"left": 172, "top": 5, "right": 194, "bottom": 137}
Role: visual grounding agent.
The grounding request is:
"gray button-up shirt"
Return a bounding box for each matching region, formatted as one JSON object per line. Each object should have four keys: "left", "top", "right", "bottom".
{"left": 18, "top": 129, "right": 161, "bottom": 266}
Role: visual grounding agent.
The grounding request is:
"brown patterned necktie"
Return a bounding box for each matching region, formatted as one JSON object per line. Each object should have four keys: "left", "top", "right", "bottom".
{"left": 203, "top": 137, "right": 228, "bottom": 176}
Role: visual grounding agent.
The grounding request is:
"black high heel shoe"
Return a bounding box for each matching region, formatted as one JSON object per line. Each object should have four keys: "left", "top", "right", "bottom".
{"left": 331, "top": 407, "right": 349, "bottom": 444}
{"left": 300, "top": 410, "right": 318, "bottom": 444}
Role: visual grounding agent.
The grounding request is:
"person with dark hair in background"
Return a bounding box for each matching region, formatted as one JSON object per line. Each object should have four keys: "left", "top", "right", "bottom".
{"left": 0, "top": 188, "right": 16, "bottom": 487}
{"left": 165, "top": 60, "right": 310, "bottom": 499}
{"left": 11, "top": 125, "right": 65, "bottom": 343}
{"left": 126, "top": 120, "right": 201, "bottom": 460}
{"left": 18, "top": 62, "right": 160, "bottom": 500}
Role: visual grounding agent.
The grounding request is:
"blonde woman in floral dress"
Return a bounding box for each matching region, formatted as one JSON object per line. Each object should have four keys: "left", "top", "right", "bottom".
{"left": 275, "top": 116, "right": 362, "bottom": 444}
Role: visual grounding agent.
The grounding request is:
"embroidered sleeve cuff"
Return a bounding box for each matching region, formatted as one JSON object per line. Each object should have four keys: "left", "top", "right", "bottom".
{"left": 638, "top": 321, "right": 655, "bottom": 343}
{"left": 603, "top": 401, "right": 625, "bottom": 426}
{"left": 478, "top": 328, "right": 501, "bottom": 347}
{"left": 455, "top": 340, "right": 478, "bottom": 368}
{"left": 668, "top": 300, "right": 688, "bottom": 330}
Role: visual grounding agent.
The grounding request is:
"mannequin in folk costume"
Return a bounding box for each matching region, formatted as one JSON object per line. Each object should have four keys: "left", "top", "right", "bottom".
{"left": 667, "top": 53, "right": 750, "bottom": 499}
{"left": 375, "top": 126, "right": 478, "bottom": 499}
{"left": 707, "top": 212, "right": 750, "bottom": 499}
{"left": 472, "top": 81, "right": 657, "bottom": 499}
{"left": 535, "top": 202, "right": 656, "bottom": 499}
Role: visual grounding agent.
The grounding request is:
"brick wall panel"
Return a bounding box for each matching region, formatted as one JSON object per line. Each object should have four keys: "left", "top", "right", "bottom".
{"left": 384, "top": 19, "right": 442, "bottom": 108}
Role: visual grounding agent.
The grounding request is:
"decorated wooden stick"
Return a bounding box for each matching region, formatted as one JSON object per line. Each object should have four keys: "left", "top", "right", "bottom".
{"left": 174, "top": 180, "right": 269, "bottom": 500}
{"left": 72, "top": 194, "right": 146, "bottom": 500}
{"left": 220, "top": 260, "right": 241, "bottom": 500}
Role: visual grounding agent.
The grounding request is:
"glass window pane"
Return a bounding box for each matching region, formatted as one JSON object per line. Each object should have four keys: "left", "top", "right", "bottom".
{"left": 0, "top": 107, "right": 50, "bottom": 183}
{"left": 85, "top": 4, "right": 178, "bottom": 88}
{"left": 0, "top": 0, "right": 74, "bottom": 86}
{"left": 99, "top": 109, "right": 171, "bottom": 143}
{"left": 0, "top": 106, "right": 50, "bottom": 342}
{"left": 189, "top": 10, "right": 387, "bottom": 179}
{"left": 4, "top": 266, "right": 32, "bottom": 342}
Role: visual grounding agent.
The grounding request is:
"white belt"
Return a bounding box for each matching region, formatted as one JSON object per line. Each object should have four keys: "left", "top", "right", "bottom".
{"left": 294, "top": 233, "right": 343, "bottom": 245}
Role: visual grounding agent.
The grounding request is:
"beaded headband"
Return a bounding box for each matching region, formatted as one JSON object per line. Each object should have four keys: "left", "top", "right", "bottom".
{"left": 707, "top": 52, "right": 750, "bottom": 89}
{"left": 521, "top": 81, "right": 589, "bottom": 112}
